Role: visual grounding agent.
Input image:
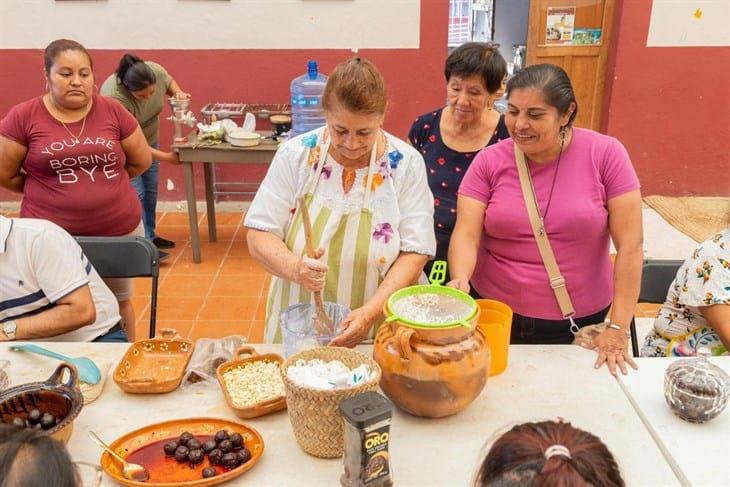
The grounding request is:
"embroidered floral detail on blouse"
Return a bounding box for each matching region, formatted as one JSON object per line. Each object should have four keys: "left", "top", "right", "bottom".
{"left": 388, "top": 150, "right": 403, "bottom": 169}
{"left": 307, "top": 146, "right": 321, "bottom": 166}
{"left": 365, "top": 173, "right": 385, "bottom": 191}
{"left": 373, "top": 222, "right": 394, "bottom": 243}
{"left": 312, "top": 162, "right": 332, "bottom": 179}
{"left": 302, "top": 133, "right": 318, "bottom": 148}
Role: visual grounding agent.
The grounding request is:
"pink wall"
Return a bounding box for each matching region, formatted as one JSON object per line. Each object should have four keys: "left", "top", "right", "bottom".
{"left": 3, "top": 1, "right": 725, "bottom": 201}
{"left": 0, "top": 1, "right": 448, "bottom": 202}
{"left": 602, "top": 0, "right": 730, "bottom": 196}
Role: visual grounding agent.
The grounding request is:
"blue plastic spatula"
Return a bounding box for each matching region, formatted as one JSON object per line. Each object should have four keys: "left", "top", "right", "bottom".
{"left": 10, "top": 344, "right": 102, "bottom": 385}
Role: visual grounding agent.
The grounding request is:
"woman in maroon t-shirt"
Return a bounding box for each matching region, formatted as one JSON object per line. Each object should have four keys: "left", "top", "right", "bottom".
{"left": 0, "top": 39, "right": 151, "bottom": 340}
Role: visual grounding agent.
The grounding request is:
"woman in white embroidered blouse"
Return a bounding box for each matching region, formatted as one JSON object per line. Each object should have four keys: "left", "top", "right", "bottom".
{"left": 244, "top": 58, "right": 436, "bottom": 347}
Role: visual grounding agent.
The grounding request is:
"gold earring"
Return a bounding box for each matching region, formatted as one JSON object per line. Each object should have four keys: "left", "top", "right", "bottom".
{"left": 559, "top": 126, "right": 568, "bottom": 142}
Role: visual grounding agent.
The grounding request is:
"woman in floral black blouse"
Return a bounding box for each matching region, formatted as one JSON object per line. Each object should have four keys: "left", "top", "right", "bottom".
{"left": 408, "top": 43, "right": 508, "bottom": 276}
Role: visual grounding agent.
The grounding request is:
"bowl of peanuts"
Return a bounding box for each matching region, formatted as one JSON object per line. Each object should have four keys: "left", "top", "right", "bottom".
{"left": 216, "top": 346, "right": 287, "bottom": 419}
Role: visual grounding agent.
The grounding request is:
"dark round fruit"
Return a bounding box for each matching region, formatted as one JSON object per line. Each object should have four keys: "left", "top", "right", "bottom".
{"left": 163, "top": 441, "right": 178, "bottom": 456}
{"left": 202, "top": 439, "right": 217, "bottom": 453}
{"left": 179, "top": 432, "right": 194, "bottom": 444}
{"left": 188, "top": 449, "right": 204, "bottom": 464}
{"left": 236, "top": 448, "right": 251, "bottom": 464}
{"left": 27, "top": 409, "right": 42, "bottom": 425}
{"left": 218, "top": 439, "right": 233, "bottom": 453}
{"left": 221, "top": 452, "right": 239, "bottom": 468}
{"left": 229, "top": 432, "right": 243, "bottom": 449}
{"left": 186, "top": 438, "right": 202, "bottom": 450}
{"left": 208, "top": 449, "right": 223, "bottom": 465}
{"left": 174, "top": 446, "right": 190, "bottom": 463}
{"left": 40, "top": 413, "right": 56, "bottom": 430}
{"left": 202, "top": 467, "right": 217, "bottom": 478}
{"left": 12, "top": 417, "right": 25, "bottom": 428}
{"left": 214, "top": 430, "right": 229, "bottom": 443}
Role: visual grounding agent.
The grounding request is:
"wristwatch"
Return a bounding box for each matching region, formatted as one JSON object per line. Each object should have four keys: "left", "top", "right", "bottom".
{"left": 1, "top": 320, "right": 18, "bottom": 341}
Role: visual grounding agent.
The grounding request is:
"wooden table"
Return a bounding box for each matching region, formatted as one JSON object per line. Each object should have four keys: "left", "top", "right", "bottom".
{"left": 173, "top": 134, "right": 279, "bottom": 263}
{"left": 1, "top": 343, "right": 680, "bottom": 486}
{"left": 618, "top": 357, "right": 730, "bottom": 486}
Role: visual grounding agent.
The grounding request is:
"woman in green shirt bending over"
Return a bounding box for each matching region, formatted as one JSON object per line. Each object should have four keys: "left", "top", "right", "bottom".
{"left": 101, "top": 54, "right": 189, "bottom": 254}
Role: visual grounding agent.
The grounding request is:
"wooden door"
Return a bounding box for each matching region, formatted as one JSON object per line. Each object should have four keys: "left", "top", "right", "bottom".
{"left": 526, "top": 0, "right": 615, "bottom": 131}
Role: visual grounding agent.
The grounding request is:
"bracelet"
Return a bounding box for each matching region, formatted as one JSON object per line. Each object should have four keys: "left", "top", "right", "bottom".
{"left": 606, "top": 323, "right": 630, "bottom": 337}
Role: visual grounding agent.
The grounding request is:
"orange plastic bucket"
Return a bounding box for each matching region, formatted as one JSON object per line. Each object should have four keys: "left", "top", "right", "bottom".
{"left": 475, "top": 299, "right": 513, "bottom": 376}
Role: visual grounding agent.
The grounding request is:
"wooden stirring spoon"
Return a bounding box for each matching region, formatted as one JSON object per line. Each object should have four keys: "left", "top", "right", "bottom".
{"left": 298, "top": 196, "right": 334, "bottom": 336}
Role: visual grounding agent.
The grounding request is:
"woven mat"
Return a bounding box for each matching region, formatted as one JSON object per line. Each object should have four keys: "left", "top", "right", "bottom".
{"left": 644, "top": 196, "right": 730, "bottom": 242}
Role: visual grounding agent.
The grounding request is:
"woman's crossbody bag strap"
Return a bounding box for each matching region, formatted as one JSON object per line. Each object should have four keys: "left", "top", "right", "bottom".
{"left": 514, "top": 146, "right": 579, "bottom": 333}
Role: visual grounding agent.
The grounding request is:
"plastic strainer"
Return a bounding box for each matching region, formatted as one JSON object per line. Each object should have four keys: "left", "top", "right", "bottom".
{"left": 385, "top": 261, "right": 477, "bottom": 328}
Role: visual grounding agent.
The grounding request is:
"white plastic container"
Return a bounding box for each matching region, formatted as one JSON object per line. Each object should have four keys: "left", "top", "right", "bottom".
{"left": 226, "top": 130, "right": 261, "bottom": 147}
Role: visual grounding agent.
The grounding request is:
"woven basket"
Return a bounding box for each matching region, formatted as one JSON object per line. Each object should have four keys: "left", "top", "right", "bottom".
{"left": 280, "top": 347, "right": 381, "bottom": 458}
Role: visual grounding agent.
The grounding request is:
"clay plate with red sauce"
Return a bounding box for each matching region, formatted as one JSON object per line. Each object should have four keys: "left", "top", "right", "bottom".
{"left": 99, "top": 417, "right": 264, "bottom": 486}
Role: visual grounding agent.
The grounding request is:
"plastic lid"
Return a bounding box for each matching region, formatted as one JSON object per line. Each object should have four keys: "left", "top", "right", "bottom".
{"left": 339, "top": 391, "right": 392, "bottom": 428}
{"left": 307, "top": 60, "right": 318, "bottom": 79}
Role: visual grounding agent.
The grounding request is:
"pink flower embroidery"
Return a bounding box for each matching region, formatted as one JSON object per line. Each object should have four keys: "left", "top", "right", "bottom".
{"left": 313, "top": 163, "right": 332, "bottom": 179}
{"left": 373, "top": 223, "right": 394, "bottom": 244}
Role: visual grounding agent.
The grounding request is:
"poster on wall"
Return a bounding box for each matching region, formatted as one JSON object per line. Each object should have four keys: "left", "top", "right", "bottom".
{"left": 573, "top": 28, "right": 602, "bottom": 45}
{"left": 545, "top": 6, "right": 575, "bottom": 44}
{"left": 647, "top": 0, "right": 730, "bottom": 47}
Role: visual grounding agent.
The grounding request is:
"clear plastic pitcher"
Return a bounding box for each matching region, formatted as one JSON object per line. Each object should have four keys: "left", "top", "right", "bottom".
{"left": 281, "top": 302, "right": 350, "bottom": 358}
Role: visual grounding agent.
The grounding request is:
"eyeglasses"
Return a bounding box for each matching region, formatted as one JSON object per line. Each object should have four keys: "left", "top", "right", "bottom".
{"left": 74, "top": 461, "right": 102, "bottom": 487}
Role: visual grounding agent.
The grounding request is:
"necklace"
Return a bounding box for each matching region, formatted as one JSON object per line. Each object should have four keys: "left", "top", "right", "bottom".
{"left": 49, "top": 95, "right": 91, "bottom": 144}
{"left": 526, "top": 129, "right": 567, "bottom": 236}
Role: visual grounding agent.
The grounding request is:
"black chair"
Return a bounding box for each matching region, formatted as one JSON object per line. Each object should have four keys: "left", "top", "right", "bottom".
{"left": 629, "top": 259, "right": 684, "bottom": 357}
{"left": 75, "top": 236, "right": 160, "bottom": 339}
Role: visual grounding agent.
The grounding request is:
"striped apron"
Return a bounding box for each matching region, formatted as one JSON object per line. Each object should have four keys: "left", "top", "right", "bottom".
{"left": 264, "top": 133, "right": 401, "bottom": 343}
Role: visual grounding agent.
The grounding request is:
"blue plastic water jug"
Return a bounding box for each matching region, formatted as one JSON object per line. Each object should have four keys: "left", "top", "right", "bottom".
{"left": 290, "top": 60, "right": 328, "bottom": 137}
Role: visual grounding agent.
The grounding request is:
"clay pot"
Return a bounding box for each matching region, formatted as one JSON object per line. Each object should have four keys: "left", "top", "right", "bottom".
{"left": 373, "top": 317, "right": 490, "bottom": 418}
{"left": 0, "top": 363, "right": 83, "bottom": 444}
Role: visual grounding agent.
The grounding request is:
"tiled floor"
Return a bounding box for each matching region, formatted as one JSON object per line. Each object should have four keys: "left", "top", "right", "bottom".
{"left": 131, "top": 212, "right": 270, "bottom": 342}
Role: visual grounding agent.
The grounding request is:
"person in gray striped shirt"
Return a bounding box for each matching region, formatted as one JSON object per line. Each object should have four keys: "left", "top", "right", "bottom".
{"left": 0, "top": 215, "right": 123, "bottom": 342}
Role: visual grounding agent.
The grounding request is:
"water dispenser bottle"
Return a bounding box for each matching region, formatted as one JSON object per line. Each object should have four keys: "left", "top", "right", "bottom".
{"left": 290, "top": 60, "right": 328, "bottom": 137}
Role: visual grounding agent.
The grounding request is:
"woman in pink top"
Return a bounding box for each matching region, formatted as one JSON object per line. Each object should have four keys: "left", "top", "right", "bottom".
{"left": 0, "top": 39, "right": 151, "bottom": 339}
{"left": 449, "top": 64, "right": 643, "bottom": 375}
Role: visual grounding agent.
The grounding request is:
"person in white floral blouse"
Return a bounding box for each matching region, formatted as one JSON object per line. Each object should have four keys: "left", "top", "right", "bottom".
{"left": 641, "top": 228, "right": 730, "bottom": 357}
{"left": 244, "top": 58, "right": 435, "bottom": 347}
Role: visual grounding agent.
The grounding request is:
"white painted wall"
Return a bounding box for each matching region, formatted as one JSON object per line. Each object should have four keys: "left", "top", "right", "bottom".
{"left": 647, "top": 0, "right": 730, "bottom": 47}
{"left": 0, "top": 0, "right": 420, "bottom": 49}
